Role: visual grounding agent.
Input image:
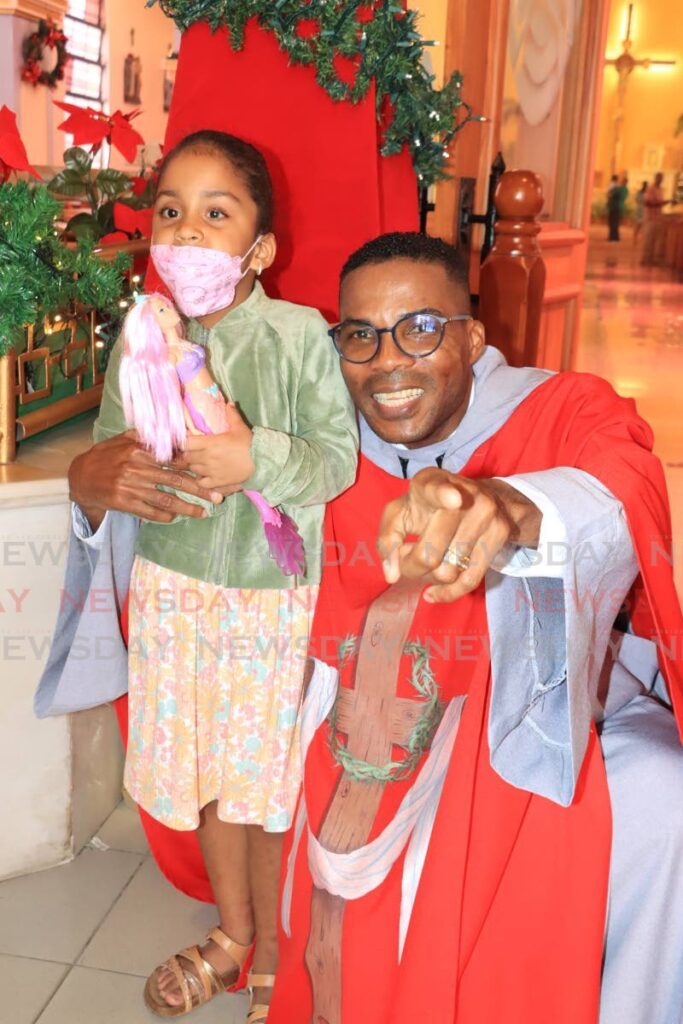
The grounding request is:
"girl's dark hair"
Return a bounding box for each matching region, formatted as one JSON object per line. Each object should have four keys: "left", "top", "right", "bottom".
{"left": 157, "top": 130, "right": 274, "bottom": 235}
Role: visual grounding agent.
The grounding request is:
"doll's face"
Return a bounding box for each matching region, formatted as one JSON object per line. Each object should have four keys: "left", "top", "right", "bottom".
{"left": 149, "top": 297, "right": 181, "bottom": 330}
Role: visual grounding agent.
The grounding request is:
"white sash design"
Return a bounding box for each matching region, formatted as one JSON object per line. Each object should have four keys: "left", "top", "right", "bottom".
{"left": 282, "top": 659, "right": 466, "bottom": 960}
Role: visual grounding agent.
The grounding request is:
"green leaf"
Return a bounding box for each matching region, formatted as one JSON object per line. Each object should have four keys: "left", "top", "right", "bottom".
{"left": 46, "top": 167, "right": 88, "bottom": 198}
{"left": 66, "top": 212, "right": 101, "bottom": 242}
{"left": 63, "top": 146, "right": 93, "bottom": 173}
{"left": 95, "top": 169, "right": 132, "bottom": 200}
{"left": 96, "top": 201, "right": 116, "bottom": 234}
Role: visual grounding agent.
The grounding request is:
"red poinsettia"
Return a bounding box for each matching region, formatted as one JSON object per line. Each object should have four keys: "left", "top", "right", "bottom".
{"left": 0, "top": 105, "right": 41, "bottom": 181}
{"left": 99, "top": 201, "right": 154, "bottom": 245}
{"left": 54, "top": 101, "right": 145, "bottom": 163}
{"left": 113, "top": 201, "right": 153, "bottom": 237}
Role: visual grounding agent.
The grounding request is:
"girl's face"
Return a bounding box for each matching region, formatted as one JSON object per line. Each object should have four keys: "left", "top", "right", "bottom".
{"left": 152, "top": 149, "right": 260, "bottom": 256}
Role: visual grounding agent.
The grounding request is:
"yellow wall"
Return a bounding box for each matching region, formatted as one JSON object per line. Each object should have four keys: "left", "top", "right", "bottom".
{"left": 105, "top": 0, "right": 175, "bottom": 170}
{"left": 595, "top": 0, "right": 683, "bottom": 189}
{"left": 410, "top": 0, "right": 448, "bottom": 87}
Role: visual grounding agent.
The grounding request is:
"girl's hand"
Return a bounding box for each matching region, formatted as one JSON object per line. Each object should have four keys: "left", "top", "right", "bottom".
{"left": 173, "top": 403, "right": 255, "bottom": 489}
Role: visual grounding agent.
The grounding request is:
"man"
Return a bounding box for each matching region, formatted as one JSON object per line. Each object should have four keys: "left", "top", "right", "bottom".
{"left": 606, "top": 173, "right": 627, "bottom": 242}
{"left": 38, "top": 234, "right": 682, "bottom": 1023}
{"left": 641, "top": 172, "right": 669, "bottom": 266}
{"left": 268, "top": 234, "right": 683, "bottom": 1024}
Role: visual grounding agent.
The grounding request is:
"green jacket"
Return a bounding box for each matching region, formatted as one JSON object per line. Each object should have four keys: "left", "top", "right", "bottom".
{"left": 94, "top": 282, "right": 359, "bottom": 588}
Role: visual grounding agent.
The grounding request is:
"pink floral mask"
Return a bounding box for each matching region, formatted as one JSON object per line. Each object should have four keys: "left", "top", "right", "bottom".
{"left": 150, "top": 238, "right": 261, "bottom": 318}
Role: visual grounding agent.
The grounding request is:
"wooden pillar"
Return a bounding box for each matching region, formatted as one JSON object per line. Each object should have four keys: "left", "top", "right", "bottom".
{"left": 0, "top": 350, "right": 17, "bottom": 464}
{"left": 478, "top": 170, "right": 546, "bottom": 367}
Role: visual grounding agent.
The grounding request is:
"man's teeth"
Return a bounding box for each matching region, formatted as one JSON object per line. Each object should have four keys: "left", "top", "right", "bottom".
{"left": 372, "top": 388, "right": 424, "bottom": 406}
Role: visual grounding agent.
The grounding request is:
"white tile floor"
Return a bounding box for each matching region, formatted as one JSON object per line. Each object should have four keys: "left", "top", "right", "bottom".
{"left": 0, "top": 803, "right": 249, "bottom": 1024}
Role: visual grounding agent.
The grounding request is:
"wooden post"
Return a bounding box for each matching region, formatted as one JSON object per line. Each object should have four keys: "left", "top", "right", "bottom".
{"left": 478, "top": 170, "right": 546, "bottom": 368}
{"left": 0, "top": 349, "right": 17, "bottom": 464}
{"left": 430, "top": 0, "right": 510, "bottom": 263}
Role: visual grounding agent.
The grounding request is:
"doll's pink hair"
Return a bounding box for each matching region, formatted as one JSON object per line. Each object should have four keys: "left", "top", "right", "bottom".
{"left": 119, "top": 293, "right": 187, "bottom": 463}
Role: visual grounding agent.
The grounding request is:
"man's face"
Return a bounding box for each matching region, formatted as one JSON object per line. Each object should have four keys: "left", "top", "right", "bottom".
{"left": 338, "top": 258, "right": 485, "bottom": 449}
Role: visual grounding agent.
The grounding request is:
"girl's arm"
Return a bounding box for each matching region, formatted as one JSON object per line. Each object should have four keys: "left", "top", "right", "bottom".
{"left": 243, "top": 315, "right": 359, "bottom": 508}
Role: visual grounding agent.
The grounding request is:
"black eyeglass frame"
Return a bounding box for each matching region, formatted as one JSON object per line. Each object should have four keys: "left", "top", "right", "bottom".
{"left": 328, "top": 311, "right": 473, "bottom": 364}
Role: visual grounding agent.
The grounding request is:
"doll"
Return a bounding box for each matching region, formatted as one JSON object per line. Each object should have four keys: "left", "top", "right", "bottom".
{"left": 119, "top": 292, "right": 305, "bottom": 577}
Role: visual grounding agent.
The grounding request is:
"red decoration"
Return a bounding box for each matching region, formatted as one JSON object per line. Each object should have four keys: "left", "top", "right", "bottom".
{"left": 112, "top": 201, "right": 153, "bottom": 237}
{"left": 21, "top": 20, "right": 69, "bottom": 90}
{"left": 0, "top": 105, "right": 41, "bottom": 182}
{"left": 130, "top": 174, "right": 149, "bottom": 197}
{"left": 295, "top": 19, "right": 319, "bottom": 38}
{"left": 54, "top": 102, "right": 145, "bottom": 163}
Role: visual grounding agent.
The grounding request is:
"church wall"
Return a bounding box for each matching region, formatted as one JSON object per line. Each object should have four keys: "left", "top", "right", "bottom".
{"left": 103, "top": 0, "right": 175, "bottom": 170}
{"left": 410, "top": 0, "right": 448, "bottom": 86}
{"left": 595, "top": 0, "right": 683, "bottom": 192}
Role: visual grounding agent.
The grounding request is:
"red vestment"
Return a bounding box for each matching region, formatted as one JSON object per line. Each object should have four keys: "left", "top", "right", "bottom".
{"left": 268, "top": 371, "right": 683, "bottom": 1023}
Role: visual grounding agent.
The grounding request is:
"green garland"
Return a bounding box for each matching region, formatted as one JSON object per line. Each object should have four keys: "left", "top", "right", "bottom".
{"left": 146, "top": 0, "right": 478, "bottom": 185}
{"left": 0, "top": 182, "right": 130, "bottom": 357}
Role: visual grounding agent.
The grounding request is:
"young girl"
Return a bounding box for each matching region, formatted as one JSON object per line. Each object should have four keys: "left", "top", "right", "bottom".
{"left": 92, "top": 130, "right": 358, "bottom": 1020}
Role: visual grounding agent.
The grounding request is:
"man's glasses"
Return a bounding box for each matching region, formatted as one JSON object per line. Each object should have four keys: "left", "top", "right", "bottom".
{"left": 328, "top": 311, "right": 472, "bottom": 364}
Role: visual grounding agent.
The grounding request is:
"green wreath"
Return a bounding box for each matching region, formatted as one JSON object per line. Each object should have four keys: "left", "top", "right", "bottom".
{"left": 22, "top": 20, "right": 70, "bottom": 90}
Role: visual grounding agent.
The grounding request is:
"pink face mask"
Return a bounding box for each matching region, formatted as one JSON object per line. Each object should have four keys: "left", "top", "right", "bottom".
{"left": 150, "top": 238, "right": 261, "bottom": 318}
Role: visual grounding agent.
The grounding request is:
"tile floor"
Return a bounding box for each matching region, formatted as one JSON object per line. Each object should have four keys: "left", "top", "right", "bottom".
{"left": 2, "top": 233, "right": 682, "bottom": 1023}
{"left": 0, "top": 801, "right": 248, "bottom": 1024}
{"left": 577, "top": 228, "right": 683, "bottom": 594}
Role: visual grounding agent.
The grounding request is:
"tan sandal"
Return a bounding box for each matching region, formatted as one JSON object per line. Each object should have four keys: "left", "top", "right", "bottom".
{"left": 246, "top": 972, "right": 276, "bottom": 1023}
{"left": 143, "top": 927, "right": 251, "bottom": 1018}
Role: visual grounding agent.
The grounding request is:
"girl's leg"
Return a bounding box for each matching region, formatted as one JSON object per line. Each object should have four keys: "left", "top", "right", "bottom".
{"left": 156, "top": 802, "right": 254, "bottom": 1007}
{"left": 247, "top": 825, "right": 285, "bottom": 1008}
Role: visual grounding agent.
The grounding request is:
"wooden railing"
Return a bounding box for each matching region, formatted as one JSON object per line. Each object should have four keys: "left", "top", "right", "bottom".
{"left": 478, "top": 170, "right": 546, "bottom": 368}
{"left": 0, "top": 239, "right": 150, "bottom": 464}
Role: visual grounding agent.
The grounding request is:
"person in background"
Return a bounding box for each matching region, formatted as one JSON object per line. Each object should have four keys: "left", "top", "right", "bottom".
{"left": 606, "top": 173, "right": 628, "bottom": 242}
{"left": 633, "top": 180, "right": 647, "bottom": 245}
{"left": 641, "top": 172, "right": 670, "bottom": 266}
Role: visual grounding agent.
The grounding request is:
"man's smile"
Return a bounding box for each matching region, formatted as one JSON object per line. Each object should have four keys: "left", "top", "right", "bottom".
{"left": 371, "top": 386, "right": 425, "bottom": 409}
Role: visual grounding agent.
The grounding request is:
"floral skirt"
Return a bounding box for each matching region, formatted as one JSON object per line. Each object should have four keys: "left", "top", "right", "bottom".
{"left": 125, "top": 557, "right": 318, "bottom": 833}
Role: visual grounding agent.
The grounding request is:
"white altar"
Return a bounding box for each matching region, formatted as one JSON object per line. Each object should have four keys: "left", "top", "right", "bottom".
{"left": 0, "top": 415, "right": 124, "bottom": 880}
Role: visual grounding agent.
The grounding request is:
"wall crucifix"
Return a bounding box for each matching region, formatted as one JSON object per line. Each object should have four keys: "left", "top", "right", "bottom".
{"left": 605, "top": 2, "right": 677, "bottom": 173}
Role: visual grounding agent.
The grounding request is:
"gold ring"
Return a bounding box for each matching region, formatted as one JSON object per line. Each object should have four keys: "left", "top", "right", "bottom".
{"left": 443, "top": 547, "right": 470, "bottom": 570}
